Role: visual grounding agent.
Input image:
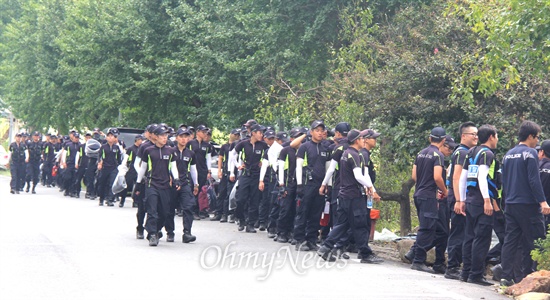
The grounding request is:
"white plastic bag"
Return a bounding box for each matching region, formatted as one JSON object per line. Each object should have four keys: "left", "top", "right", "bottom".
{"left": 228, "top": 181, "right": 238, "bottom": 210}
{"left": 112, "top": 172, "right": 127, "bottom": 194}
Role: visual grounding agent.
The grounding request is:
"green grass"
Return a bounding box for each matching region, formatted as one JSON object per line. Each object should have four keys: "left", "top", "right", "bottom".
{"left": 0, "top": 169, "right": 10, "bottom": 177}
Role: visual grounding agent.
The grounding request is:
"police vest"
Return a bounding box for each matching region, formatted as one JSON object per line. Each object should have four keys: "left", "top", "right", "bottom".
{"left": 466, "top": 146, "right": 500, "bottom": 199}
{"left": 446, "top": 145, "right": 469, "bottom": 187}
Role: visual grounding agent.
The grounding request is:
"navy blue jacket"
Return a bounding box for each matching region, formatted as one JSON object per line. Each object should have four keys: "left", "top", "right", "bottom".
{"left": 502, "top": 144, "right": 546, "bottom": 205}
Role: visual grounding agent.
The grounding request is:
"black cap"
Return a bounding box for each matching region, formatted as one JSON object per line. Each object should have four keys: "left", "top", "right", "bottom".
{"left": 250, "top": 124, "right": 266, "bottom": 132}
{"left": 73, "top": 132, "right": 80, "bottom": 138}
{"left": 178, "top": 123, "right": 188, "bottom": 129}
{"left": 347, "top": 129, "right": 363, "bottom": 143}
{"left": 146, "top": 124, "right": 158, "bottom": 133}
{"left": 135, "top": 134, "right": 144, "bottom": 140}
{"left": 430, "top": 127, "right": 446, "bottom": 139}
{"left": 107, "top": 128, "right": 119, "bottom": 137}
{"left": 69, "top": 129, "right": 77, "bottom": 133}
{"left": 361, "top": 129, "right": 381, "bottom": 139}
{"left": 310, "top": 120, "right": 325, "bottom": 130}
{"left": 289, "top": 128, "right": 302, "bottom": 138}
{"left": 50, "top": 135, "right": 57, "bottom": 140}
{"left": 15, "top": 133, "right": 22, "bottom": 137}
{"left": 196, "top": 125, "right": 208, "bottom": 132}
{"left": 243, "top": 119, "right": 258, "bottom": 128}
{"left": 327, "top": 130, "right": 335, "bottom": 138}
{"left": 85, "top": 132, "right": 92, "bottom": 137}
{"left": 187, "top": 126, "right": 195, "bottom": 133}
{"left": 264, "top": 130, "right": 276, "bottom": 139}
{"left": 206, "top": 129, "right": 212, "bottom": 136}
{"left": 541, "top": 140, "right": 550, "bottom": 155}
{"left": 276, "top": 132, "right": 289, "bottom": 142}
{"left": 153, "top": 125, "right": 169, "bottom": 135}
{"left": 230, "top": 128, "right": 241, "bottom": 135}
{"left": 334, "top": 122, "right": 351, "bottom": 136}
{"left": 444, "top": 135, "right": 458, "bottom": 148}
{"left": 32, "top": 131, "right": 40, "bottom": 136}
{"left": 176, "top": 128, "right": 191, "bottom": 136}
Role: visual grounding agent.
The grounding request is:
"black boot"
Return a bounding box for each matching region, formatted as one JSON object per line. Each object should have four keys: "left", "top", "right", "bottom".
{"left": 148, "top": 233, "right": 159, "bottom": 246}
{"left": 119, "top": 198, "right": 125, "bottom": 208}
{"left": 31, "top": 185, "right": 36, "bottom": 194}
{"left": 220, "top": 215, "right": 228, "bottom": 223}
{"left": 182, "top": 231, "right": 196, "bottom": 243}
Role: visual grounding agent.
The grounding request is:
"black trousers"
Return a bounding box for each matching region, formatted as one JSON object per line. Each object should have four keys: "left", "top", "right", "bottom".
{"left": 501, "top": 204, "right": 546, "bottom": 282}
{"left": 84, "top": 158, "right": 98, "bottom": 196}
{"left": 215, "top": 174, "right": 229, "bottom": 215}
{"left": 222, "top": 178, "right": 236, "bottom": 216}
{"left": 266, "top": 180, "right": 280, "bottom": 230}
{"left": 235, "top": 174, "right": 261, "bottom": 226}
{"left": 144, "top": 187, "right": 171, "bottom": 236}
{"left": 447, "top": 199, "right": 465, "bottom": 269}
{"left": 42, "top": 161, "right": 53, "bottom": 186}
{"left": 277, "top": 184, "right": 296, "bottom": 235}
{"left": 10, "top": 162, "right": 25, "bottom": 191}
{"left": 259, "top": 172, "right": 276, "bottom": 224}
{"left": 165, "top": 185, "right": 195, "bottom": 232}
{"left": 409, "top": 199, "right": 449, "bottom": 266}
{"left": 412, "top": 197, "right": 439, "bottom": 264}
{"left": 323, "top": 197, "right": 373, "bottom": 257}
{"left": 462, "top": 203, "right": 493, "bottom": 280}
{"left": 96, "top": 167, "right": 117, "bottom": 202}
{"left": 63, "top": 165, "right": 76, "bottom": 194}
{"left": 73, "top": 165, "right": 87, "bottom": 194}
{"left": 135, "top": 183, "right": 146, "bottom": 232}
{"left": 293, "top": 183, "right": 324, "bottom": 244}
{"left": 487, "top": 210, "right": 506, "bottom": 259}
{"left": 26, "top": 160, "right": 40, "bottom": 187}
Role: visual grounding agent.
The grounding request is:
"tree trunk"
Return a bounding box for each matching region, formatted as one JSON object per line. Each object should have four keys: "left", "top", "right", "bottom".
{"left": 377, "top": 178, "right": 415, "bottom": 236}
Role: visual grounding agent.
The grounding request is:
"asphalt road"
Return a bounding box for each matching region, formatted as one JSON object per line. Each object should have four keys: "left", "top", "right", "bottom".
{"left": 0, "top": 176, "right": 507, "bottom": 300}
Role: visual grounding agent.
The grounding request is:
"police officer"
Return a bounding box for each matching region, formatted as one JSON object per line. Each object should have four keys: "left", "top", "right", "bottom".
{"left": 410, "top": 127, "right": 448, "bottom": 273}
{"left": 61, "top": 132, "right": 80, "bottom": 197}
{"left": 42, "top": 134, "right": 56, "bottom": 187}
{"left": 166, "top": 128, "right": 199, "bottom": 243}
{"left": 96, "top": 128, "right": 123, "bottom": 206}
{"left": 295, "top": 120, "right": 330, "bottom": 251}
{"left": 317, "top": 129, "right": 383, "bottom": 263}
{"left": 260, "top": 130, "right": 287, "bottom": 236}
{"left": 25, "top": 131, "right": 43, "bottom": 194}
{"left": 133, "top": 124, "right": 157, "bottom": 239}
{"left": 215, "top": 128, "right": 241, "bottom": 222}
{"left": 443, "top": 122, "right": 478, "bottom": 279}
{"left": 84, "top": 131, "right": 101, "bottom": 200}
{"left": 8, "top": 133, "right": 29, "bottom": 194}
{"left": 500, "top": 121, "right": 550, "bottom": 286}
{"left": 539, "top": 140, "right": 550, "bottom": 230}
{"left": 72, "top": 133, "right": 91, "bottom": 198}
{"left": 275, "top": 128, "right": 305, "bottom": 243}
{"left": 135, "top": 125, "right": 180, "bottom": 246}
{"left": 230, "top": 124, "right": 269, "bottom": 233}
{"left": 119, "top": 134, "right": 142, "bottom": 207}
{"left": 187, "top": 125, "right": 214, "bottom": 219}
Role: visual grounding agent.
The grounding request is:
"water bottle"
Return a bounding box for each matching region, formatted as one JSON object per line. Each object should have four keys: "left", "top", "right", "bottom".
{"left": 367, "top": 195, "right": 373, "bottom": 209}
{"left": 320, "top": 198, "right": 330, "bottom": 227}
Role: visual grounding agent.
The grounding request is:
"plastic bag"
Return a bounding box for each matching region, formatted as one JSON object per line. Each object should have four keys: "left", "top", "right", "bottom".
{"left": 112, "top": 172, "right": 127, "bottom": 194}
{"left": 228, "top": 181, "right": 238, "bottom": 210}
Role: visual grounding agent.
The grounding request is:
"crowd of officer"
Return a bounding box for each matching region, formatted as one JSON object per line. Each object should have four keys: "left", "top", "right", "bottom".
{"left": 7, "top": 119, "right": 550, "bottom": 285}
{"left": 403, "top": 120, "right": 550, "bottom": 288}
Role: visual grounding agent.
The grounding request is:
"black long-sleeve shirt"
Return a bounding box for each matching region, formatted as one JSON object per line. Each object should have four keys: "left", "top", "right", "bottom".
{"left": 502, "top": 144, "right": 546, "bottom": 205}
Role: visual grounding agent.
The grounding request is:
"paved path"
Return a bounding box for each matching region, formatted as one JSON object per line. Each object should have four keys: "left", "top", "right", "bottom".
{"left": 0, "top": 176, "right": 507, "bottom": 300}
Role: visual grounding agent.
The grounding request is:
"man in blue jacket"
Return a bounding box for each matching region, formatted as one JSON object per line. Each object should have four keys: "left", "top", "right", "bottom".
{"left": 500, "top": 121, "right": 550, "bottom": 286}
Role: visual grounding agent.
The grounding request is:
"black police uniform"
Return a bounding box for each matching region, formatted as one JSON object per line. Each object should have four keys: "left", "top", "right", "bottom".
{"left": 120, "top": 143, "right": 139, "bottom": 207}
{"left": 233, "top": 139, "right": 269, "bottom": 229}
{"left": 134, "top": 140, "right": 153, "bottom": 234}
{"left": 412, "top": 145, "right": 445, "bottom": 264}
{"left": 26, "top": 139, "right": 43, "bottom": 193}
{"left": 42, "top": 141, "right": 56, "bottom": 186}
{"left": 216, "top": 142, "right": 232, "bottom": 219}
{"left": 63, "top": 141, "right": 80, "bottom": 196}
{"left": 322, "top": 147, "right": 374, "bottom": 258}
{"left": 295, "top": 139, "right": 330, "bottom": 247}
{"left": 276, "top": 144, "right": 298, "bottom": 241}
{"left": 166, "top": 146, "right": 197, "bottom": 237}
{"left": 96, "top": 142, "right": 122, "bottom": 205}
{"left": 540, "top": 157, "right": 550, "bottom": 229}
{"left": 83, "top": 139, "right": 101, "bottom": 199}
{"left": 187, "top": 139, "right": 213, "bottom": 215}
{"left": 461, "top": 146, "right": 498, "bottom": 281}
{"left": 141, "top": 144, "right": 176, "bottom": 241}
{"left": 446, "top": 144, "right": 469, "bottom": 271}
{"left": 9, "top": 141, "right": 27, "bottom": 193}
{"left": 72, "top": 143, "right": 88, "bottom": 197}
{"left": 501, "top": 144, "right": 547, "bottom": 282}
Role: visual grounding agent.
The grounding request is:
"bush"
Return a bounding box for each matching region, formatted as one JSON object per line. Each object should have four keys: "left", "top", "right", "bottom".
{"left": 531, "top": 225, "right": 550, "bottom": 271}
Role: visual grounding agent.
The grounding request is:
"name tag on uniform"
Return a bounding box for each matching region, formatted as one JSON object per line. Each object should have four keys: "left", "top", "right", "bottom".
{"left": 183, "top": 157, "right": 190, "bottom": 161}
{"left": 320, "top": 152, "right": 327, "bottom": 157}
{"left": 113, "top": 149, "right": 118, "bottom": 152}
{"left": 255, "top": 150, "right": 262, "bottom": 154}
{"left": 467, "top": 165, "right": 479, "bottom": 179}
{"left": 202, "top": 147, "right": 207, "bottom": 151}
{"left": 162, "top": 155, "right": 170, "bottom": 160}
